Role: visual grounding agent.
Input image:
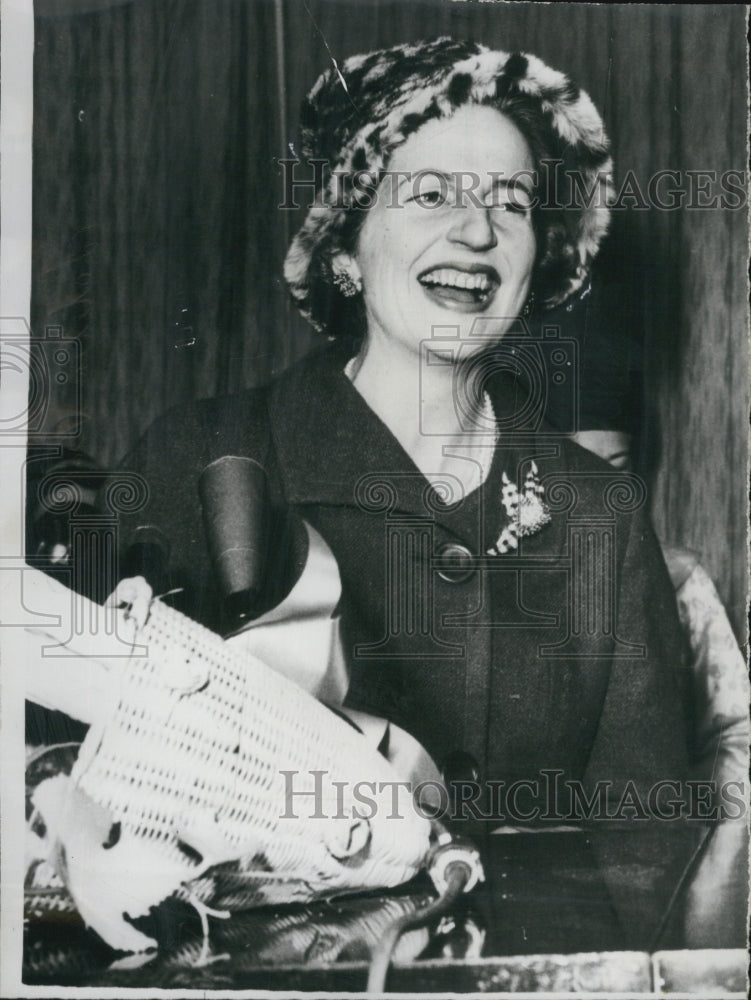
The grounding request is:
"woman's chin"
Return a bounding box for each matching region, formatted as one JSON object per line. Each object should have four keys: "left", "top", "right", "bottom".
{"left": 374, "top": 296, "right": 521, "bottom": 358}
{"left": 420, "top": 327, "right": 514, "bottom": 367}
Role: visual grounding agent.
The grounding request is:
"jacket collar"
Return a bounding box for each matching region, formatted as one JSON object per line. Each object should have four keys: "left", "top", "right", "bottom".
{"left": 267, "top": 346, "right": 569, "bottom": 555}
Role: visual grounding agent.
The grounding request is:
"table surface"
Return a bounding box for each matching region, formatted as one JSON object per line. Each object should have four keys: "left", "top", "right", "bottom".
{"left": 23, "top": 824, "right": 748, "bottom": 993}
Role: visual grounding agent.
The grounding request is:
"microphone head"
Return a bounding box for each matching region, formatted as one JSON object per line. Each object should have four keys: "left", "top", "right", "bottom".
{"left": 198, "top": 456, "right": 270, "bottom": 622}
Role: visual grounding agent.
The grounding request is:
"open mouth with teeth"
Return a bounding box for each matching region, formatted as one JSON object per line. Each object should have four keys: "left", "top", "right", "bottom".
{"left": 418, "top": 265, "right": 500, "bottom": 312}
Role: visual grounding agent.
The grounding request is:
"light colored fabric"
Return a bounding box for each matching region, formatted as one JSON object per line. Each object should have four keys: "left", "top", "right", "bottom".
{"left": 683, "top": 819, "right": 749, "bottom": 948}
{"left": 672, "top": 560, "right": 749, "bottom": 786}
{"left": 660, "top": 543, "right": 699, "bottom": 591}
{"left": 663, "top": 553, "right": 749, "bottom": 949}
{"left": 25, "top": 583, "right": 432, "bottom": 952}
{"left": 340, "top": 708, "right": 444, "bottom": 791}
{"left": 227, "top": 520, "right": 348, "bottom": 704}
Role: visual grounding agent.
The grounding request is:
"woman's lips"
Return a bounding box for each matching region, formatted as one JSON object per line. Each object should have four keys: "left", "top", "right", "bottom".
{"left": 417, "top": 264, "right": 500, "bottom": 312}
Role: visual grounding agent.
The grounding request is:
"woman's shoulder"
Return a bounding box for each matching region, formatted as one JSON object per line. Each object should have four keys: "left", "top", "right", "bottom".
{"left": 122, "top": 345, "right": 340, "bottom": 469}
{"left": 119, "top": 385, "right": 274, "bottom": 476}
{"left": 150, "top": 386, "right": 268, "bottom": 432}
{"left": 533, "top": 427, "right": 636, "bottom": 487}
{"left": 544, "top": 432, "right": 653, "bottom": 533}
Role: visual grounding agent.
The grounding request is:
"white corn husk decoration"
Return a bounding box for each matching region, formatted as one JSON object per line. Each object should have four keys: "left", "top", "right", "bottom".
{"left": 23, "top": 569, "right": 432, "bottom": 953}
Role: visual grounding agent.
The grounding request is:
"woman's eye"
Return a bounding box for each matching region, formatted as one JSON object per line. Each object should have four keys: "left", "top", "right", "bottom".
{"left": 486, "top": 186, "right": 533, "bottom": 214}
{"left": 410, "top": 188, "right": 447, "bottom": 207}
{"left": 488, "top": 197, "right": 530, "bottom": 215}
{"left": 505, "top": 202, "right": 528, "bottom": 215}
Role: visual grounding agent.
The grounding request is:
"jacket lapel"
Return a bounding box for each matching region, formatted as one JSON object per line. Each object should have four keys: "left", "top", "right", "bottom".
{"left": 268, "top": 347, "right": 446, "bottom": 517}
{"left": 267, "top": 347, "right": 569, "bottom": 558}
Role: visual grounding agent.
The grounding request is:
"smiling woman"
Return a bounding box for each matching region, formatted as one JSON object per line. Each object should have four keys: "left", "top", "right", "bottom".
{"left": 259, "top": 41, "right": 687, "bottom": 789}
{"left": 337, "top": 105, "right": 540, "bottom": 497}
{"left": 115, "top": 39, "right": 690, "bottom": 834}
{"left": 285, "top": 41, "right": 612, "bottom": 343}
{"left": 356, "top": 107, "right": 536, "bottom": 334}
{"left": 22, "top": 31, "right": 742, "bottom": 973}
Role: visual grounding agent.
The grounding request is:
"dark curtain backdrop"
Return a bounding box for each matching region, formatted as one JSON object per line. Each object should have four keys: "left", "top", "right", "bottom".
{"left": 31, "top": 1, "right": 748, "bottom": 639}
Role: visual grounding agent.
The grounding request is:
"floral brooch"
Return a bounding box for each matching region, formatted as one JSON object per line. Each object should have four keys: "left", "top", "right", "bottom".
{"left": 487, "top": 461, "right": 552, "bottom": 555}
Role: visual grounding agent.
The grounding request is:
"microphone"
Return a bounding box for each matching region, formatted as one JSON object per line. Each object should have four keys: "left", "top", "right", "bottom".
{"left": 121, "top": 524, "right": 171, "bottom": 595}
{"left": 198, "top": 456, "right": 270, "bottom": 628}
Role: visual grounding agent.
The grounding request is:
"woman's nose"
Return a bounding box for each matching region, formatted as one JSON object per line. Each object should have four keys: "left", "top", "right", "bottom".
{"left": 447, "top": 204, "right": 498, "bottom": 251}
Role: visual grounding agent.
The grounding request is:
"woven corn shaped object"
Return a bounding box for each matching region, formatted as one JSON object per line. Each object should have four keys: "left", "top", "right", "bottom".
{"left": 26, "top": 583, "right": 432, "bottom": 953}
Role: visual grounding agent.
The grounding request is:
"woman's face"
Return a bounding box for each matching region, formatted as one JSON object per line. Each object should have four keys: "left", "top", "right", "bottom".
{"left": 353, "top": 104, "right": 537, "bottom": 358}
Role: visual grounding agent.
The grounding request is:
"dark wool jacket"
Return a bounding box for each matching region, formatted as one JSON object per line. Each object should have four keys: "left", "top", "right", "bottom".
{"left": 115, "top": 346, "right": 693, "bottom": 814}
